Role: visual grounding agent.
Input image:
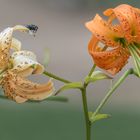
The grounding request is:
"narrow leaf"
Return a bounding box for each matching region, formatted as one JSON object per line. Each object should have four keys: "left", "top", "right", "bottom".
{"left": 0, "top": 95, "right": 68, "bottom": 103}
{"left": 55, "top": 82, "right": 83, "bottom": 95}
{"left": 85, "top": 71, "right": 112, "bottom": 84}
{"left": 89, "top": 112, "right": 111, "bottom": 123}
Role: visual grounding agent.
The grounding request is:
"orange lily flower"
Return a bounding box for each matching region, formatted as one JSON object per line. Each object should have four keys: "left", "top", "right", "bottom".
{"left": 86, "top": 4, "right": 140, "bottom": 75}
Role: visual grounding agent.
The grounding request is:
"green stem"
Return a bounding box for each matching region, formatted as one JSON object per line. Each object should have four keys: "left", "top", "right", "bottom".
{"left": 81, "top": 85, "right": 91, "bottom": 140}
{"left": 43, "top": 71, "right": 71, "bottom": 83}
{"left": 93, "top": 68, "right": 133, "bottom": 116}
{"left": 88, "top": 64, "right": 96, "bottom": 77}
{"left": 128, "top": 46, "right": 140, "bottom": 76}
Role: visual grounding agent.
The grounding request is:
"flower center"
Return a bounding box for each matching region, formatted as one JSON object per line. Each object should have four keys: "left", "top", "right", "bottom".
{"left": 114, "top": 37, "right": 127, "bottom": 47}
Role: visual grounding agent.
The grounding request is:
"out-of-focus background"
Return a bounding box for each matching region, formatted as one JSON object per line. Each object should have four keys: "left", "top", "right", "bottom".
{"left": 0, "top": 0, "right": 140, "bottom": 140}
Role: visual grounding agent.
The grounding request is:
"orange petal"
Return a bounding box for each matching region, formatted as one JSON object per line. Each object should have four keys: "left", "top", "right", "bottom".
{"left": 86, "top": 14, "right": 123, "bottom": 47}
{"left": 88, "top": 37, "right": 130, "bottom": 75}
{"left": 1, "top": 71, "right": 54, "bottom": 103}
{"left": 105, "top": 4, "right": 140, "bottom": 43}
{"left": 88, "top": 36, "right": 99, "bottom": 54}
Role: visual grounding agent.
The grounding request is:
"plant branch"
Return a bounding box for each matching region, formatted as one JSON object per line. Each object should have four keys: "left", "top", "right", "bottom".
{"left": 43, "top": 71, "right": 71, "bottom": 83}
{"left": 93, "top": 68, "right": 134, "bottom": 117}
{"left": 88, "top": 64, "right": 96, "bottom": 77}
{"left": 81, "top": 85, "right": 91, "bottom": 140}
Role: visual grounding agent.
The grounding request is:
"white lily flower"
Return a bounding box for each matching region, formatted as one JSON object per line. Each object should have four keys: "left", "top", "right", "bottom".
{"left": 0, "top": 25, "right": 55, "bottom": 103}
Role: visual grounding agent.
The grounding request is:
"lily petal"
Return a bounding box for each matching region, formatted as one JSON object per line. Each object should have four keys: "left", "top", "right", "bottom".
{"left": 104, "top": 4, "right": 140, "bottom": 43}
{"left": 11, "top": 50, "right": 44, "bottom": 77}
{"left": 88, "top": 37, "right": 130, "bottom": 75}
{"left": 11, "top": 38, "right": 21, "bottom": 51}
{"left": 0, "top": 25, "right": 32, "bottom": 70}
{"left": 1, "top": 71, "right": 54, "bottom": 103}
{"left": 86, "top": 14, "right": 123, "bottom": 47}
{"left": 0, "top": 27, "right": 13, "bottom": 69}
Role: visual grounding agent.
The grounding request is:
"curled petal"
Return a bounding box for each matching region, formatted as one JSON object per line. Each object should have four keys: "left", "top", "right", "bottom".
{"left": 11, "top": 38, "right": 21, "bottom": 51}
{"left": 88, "top": 37, "right": 130, "bottom": 75}
{"left": 105, "top": 4, "right": 140, "bottom": 43}
{"left": 1, "top": 71, "right": 54, "bottom": 103}
{"left": 134, "top": 8, "right": 140, "bottom": 14}
{"left": 88, "top": 36, "right": 99, "bottom": 53}
{"left": 0, "top": 25, "right": 33, "bottom": 70}
{"left": 86, "top": 14, "right": 123, "bottom": 47}
{"left": 0, "top": 27, "right": 13, "bottom": 69}
{"left": 11, "top": 50, "right": 44, "bottom": 77}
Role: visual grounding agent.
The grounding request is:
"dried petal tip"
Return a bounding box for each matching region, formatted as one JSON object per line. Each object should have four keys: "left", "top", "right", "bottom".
{"left": 25, "top": 24, "right": 38, "bottom": 36}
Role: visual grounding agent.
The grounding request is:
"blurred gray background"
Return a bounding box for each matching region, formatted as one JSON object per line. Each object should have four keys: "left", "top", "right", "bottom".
{"left": 0, "top": 0, "right": 140, "bottom": 140}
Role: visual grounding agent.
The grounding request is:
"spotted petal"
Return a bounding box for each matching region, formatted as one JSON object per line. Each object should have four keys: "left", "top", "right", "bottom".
{"left": 0, "top": 25, "right": 31, "bottom": 70}
{"left": 1, "top": 71, "right": 54, "bottom": 103}
{"left": 11, "top": 38, "right": 21, "bottom": 51}
{"left": 104, "top": 4, "right": 140, "bottom": 43}
{"left": 11, "top": 50, "right": 44, "bottom": 77}
{"left": 88, "top": 36, "right": 130, "bottom": 75}
{"left": 86, "top": 14, "right": 123, "bottom": 47}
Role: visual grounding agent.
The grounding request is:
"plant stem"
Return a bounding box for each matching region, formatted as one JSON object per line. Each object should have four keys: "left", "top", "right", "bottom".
{"left": 88, "top": 64, "right": 96, "bottom": 77}
{"left": 81, "top": 85, "right": 91, "bottom": 140}
{"left": 93, "top": 68, "right": 134, "bottom": 116}
{"left": 43, "top": 71, "right": 71, "bottom": 83}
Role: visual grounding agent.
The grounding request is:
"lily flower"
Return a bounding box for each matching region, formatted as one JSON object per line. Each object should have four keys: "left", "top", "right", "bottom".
{"left": 86, "top": 4, "right": 140, "bottom": 76}
{"left": 0, "top": 25, "right": 54, "bottom": 103}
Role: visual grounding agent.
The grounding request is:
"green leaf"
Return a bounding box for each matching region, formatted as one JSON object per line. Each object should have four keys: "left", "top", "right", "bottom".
{"left": 43, "top": 48, "right": 50, "bottom": 68}
{"left": 88, "top": 112, "right": 93, "bottom": 119}
{"left": 88, "top": 112, "right": 111, "bottom": 123}
{"left": 85, "top": 71, "right": 112, "bottom": 84}
{"left": 133, "top": 69, "right": 140, "bottom": 77}
{"left": 55, "top": 82, "right": 83, "bottom": 95}
{"left": 45, "top": 96, "right": 68, "bottom": 102}
{"left": 0, "top": 95, "right": 68, "bottom": 103}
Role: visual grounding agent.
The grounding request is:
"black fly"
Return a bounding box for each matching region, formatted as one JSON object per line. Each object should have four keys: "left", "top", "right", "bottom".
{"left": 25, "top": 24, "right": 38, "bottom": 36}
